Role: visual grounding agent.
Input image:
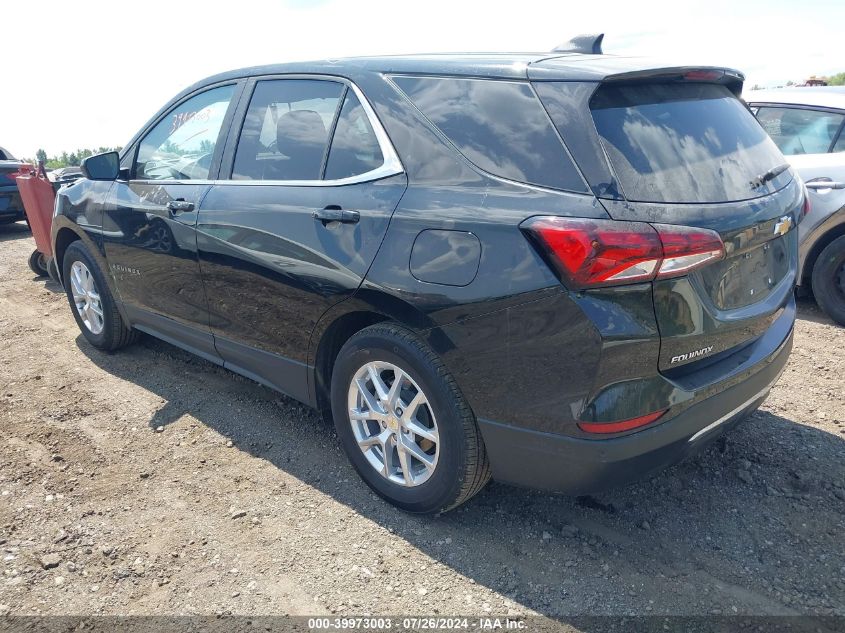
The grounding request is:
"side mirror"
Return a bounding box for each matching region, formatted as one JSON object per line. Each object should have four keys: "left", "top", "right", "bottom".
{"left": 80, "top": 151, "right": 120, "bottom": 181}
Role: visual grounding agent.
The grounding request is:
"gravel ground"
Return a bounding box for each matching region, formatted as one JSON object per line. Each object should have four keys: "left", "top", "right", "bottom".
{"left": 0, "top": 222, "right": 843, "bottom": 625}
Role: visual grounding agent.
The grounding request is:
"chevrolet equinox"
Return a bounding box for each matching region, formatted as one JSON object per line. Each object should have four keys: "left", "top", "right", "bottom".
{"left": 51, "top": 44, "right": 801, "bottom": 513}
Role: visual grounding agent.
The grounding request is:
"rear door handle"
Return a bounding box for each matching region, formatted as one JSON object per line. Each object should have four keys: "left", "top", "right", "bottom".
{"left": 313, "top": 206, "right": 360, "bottom": 225}
{"left": 167, "top": 199, "right": 195, "bottom": 214}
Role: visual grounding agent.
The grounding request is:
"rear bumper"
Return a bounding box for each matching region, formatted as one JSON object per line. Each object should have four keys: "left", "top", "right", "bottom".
{"left": 0, "top": 187, "right": 25, "bottom": 220}
{"left": 478, "top": 325, "right": 793, "bottom": 494}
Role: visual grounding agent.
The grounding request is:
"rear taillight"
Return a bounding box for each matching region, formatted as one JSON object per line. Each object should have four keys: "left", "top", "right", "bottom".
{"left": 521, "top": 216, "right": 725, "bottom": 290}
{"left": 654, "top": 223, "right": 725, "bottom": 278}
{"left": 0, "top": 171, "right": 18, "bottom": 185}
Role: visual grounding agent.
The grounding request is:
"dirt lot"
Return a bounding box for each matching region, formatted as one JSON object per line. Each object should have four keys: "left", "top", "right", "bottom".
{"left": 0, "top": 222, "right": 843, "bottom": 624}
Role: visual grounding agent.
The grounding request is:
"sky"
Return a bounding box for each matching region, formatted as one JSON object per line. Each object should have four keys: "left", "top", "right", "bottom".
{"left": 2, "top": 0, "right": 843, "bottom": 159}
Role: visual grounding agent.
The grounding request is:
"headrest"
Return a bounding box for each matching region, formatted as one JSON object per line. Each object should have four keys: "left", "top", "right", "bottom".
{"left": 276, "top": 110, "right": 327, "bottom": 158}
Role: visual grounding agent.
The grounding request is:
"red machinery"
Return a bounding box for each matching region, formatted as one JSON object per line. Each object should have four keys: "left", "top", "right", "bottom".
{"left": 15, "top": 163, "right": 57, "bottom": 277}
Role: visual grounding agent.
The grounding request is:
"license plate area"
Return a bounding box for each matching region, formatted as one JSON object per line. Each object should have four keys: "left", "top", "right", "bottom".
{"left": 699, "top": 235, "right": 789, "bottom": 310}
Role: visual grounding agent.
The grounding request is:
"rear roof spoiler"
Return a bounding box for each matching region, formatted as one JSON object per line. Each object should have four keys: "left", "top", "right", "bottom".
{"left": 552, "top": 33, "right": 604, "bottom": 55}
{"left": 602, "top": 67, "right": 745, "bottom": 95}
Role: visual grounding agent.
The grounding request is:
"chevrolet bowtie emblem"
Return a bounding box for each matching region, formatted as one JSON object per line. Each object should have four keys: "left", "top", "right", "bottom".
{"left": 773, "top": 215, "right": 793, "bottom": 237}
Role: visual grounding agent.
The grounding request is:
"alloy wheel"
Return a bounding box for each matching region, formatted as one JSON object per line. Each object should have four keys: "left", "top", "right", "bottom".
{"left": 347, "top": 361, "right": 439, "bottom": 487}
{"left": 69, "top": 261, "right": 104, "bottom": 334}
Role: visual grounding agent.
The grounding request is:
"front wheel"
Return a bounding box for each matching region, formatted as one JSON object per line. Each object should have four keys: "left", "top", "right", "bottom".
{"left": 811, "top": 235, "right": 845, "bottom": 327}
{"left": 331, "top": 323, "right": 491, "bottom": 514}
{"left": 62, "top": 241, "right": 138, "bottom": 350}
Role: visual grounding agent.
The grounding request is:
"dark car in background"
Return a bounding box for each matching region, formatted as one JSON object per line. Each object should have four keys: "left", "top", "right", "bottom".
{"left": 51, "top": 48, "right": 801, "bottom": 513}
{"left": 0, "top": 146, "right": 26, "bottom": 224}
{"left": 49, "top": 166, "right": 85, "bottom": 187}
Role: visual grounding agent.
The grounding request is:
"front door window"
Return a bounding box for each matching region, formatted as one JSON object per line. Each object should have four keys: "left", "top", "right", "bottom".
{"left": 135, "top": 85, "right": 235, "bottom": 180}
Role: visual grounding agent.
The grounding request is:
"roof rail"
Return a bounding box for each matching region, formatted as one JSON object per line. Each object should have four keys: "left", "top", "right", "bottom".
{"left": 552, "top": 33, "right": 604, "bottom": 55}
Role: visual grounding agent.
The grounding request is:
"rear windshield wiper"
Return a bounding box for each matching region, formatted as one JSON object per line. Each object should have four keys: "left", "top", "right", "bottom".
{"left": 750, "top": 163, "right": 790, "bottom": 190}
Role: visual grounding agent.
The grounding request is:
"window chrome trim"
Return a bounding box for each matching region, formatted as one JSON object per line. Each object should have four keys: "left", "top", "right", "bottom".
{"left": 130, "top": 79, "right": 404, "bottom": 188}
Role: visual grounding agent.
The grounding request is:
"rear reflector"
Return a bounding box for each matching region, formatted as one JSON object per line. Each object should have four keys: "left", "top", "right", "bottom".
{"left": 578, "top": 410, "right": 667, "bottom": 434}
{"left": 521, "top": 216, "right": 725, "bottom": 289}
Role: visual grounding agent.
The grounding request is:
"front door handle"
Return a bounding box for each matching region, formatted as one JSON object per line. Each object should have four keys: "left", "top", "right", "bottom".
{"left": 314, "top": 206, "right": 360, "bottom": 225}
{"left": 167, "top": 199, "right": 195, "bottom": 214}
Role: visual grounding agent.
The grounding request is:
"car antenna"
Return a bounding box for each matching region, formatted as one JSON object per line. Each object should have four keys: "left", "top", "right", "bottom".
{"left": 552, "top": 33, "right": 604, "bottom": 55}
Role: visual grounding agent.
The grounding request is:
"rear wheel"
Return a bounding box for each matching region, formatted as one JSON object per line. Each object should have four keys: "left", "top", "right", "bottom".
{"left": 811, "top": 235, "right": 845, "bottom": 326}
{"left": 62, "top": 241, "right": 138, "bottom": 350}
{"left": 28, "top": 250, "right": 49, "bottom": 277}
{"left": 331, "top": 323, "right": 491, "bottom": 513}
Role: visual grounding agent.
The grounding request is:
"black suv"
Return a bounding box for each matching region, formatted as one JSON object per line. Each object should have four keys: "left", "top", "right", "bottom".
{"left": 0, "top": 146, "right": 26, "bottom": 224}
{"left": 52, "top": 48, "right": 801, "bottom": 513}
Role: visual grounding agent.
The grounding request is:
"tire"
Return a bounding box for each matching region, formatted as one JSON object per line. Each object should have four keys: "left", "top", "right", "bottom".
{"left": 28, "top": 250, "right": 49, "bottom": 277}
{"left": 811, "top": 235, "right": 845, "bottom": 327}
{"left": 331, "top": 323, "right": 491, "bottom": 513}
{"left": 62, "top": 241, "right": 138, "bottom": 351}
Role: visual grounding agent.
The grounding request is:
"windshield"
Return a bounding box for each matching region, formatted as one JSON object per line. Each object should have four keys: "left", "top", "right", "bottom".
{"left": 590, "top": 83, "right": 791, "bottom": 203}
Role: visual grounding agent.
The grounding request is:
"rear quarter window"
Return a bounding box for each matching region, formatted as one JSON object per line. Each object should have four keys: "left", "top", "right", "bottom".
{"left": 391, "top": 75, "right": 587, "bottom": 193}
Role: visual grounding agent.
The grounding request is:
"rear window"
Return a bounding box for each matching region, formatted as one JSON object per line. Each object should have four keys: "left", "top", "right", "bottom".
{"left": 392, "top": 76, "right": 587, "bottom": 193}
{"left": 590, "top": 83, "right": 789, "bottom": 203}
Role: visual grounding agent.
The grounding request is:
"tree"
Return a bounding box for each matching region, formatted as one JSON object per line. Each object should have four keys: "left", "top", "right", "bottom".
{"left": 35, "top": 149, "right": 47, "bottom": 164}
{"left": 828, "top": 72, "right": 845, "bottom": 86}
{"left": 198, "top": 139, "right": 215, "bottom": 154}
{"left": 35, "top": 146, "right": 123, "bottom": 169}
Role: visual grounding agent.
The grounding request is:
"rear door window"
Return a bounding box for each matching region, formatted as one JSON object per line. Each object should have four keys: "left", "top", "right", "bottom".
{"left": 392, "top": 76, "right": 587, "bottom": 193}
{"left": 324, "top": 91, "right": 384, "bottom": 180}
{"left": 232, "top": 79, "right": 344, "bottom": 181}
{"left": 755, "top": 106, "right": 845, "bottom": 155}
{"left": 589, "top": 83, "right": 789, "bottom": 203}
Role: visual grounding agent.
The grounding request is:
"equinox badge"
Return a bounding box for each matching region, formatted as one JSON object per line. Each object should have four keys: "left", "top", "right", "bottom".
{"left": 671, "top": 346, "right": 714, "bottom": 364}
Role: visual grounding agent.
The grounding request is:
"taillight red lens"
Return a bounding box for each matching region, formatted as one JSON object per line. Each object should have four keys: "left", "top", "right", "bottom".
{"left": 522, "top": 217, "right": 662, "bottom": 287}
{"left": 652, "top": 223, "right": 725, "bottom": 279}
{"left": 521, "top": 216, "right": 725, "bottom": 289}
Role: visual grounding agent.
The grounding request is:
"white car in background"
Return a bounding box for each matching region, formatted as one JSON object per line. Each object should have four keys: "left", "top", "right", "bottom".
{"left": 746, "top": 87, "right": 845, "bottom": 325}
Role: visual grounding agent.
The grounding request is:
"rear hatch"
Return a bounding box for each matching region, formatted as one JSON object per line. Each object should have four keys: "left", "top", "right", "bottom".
{"left": 532, "top": 65, "right": 802, "bottom": 372}
{"left": 0, "top": 161, "right": 25, "bottom": 213}
{"left": 0, "top": 161, "right": 23, "bottom": 187}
